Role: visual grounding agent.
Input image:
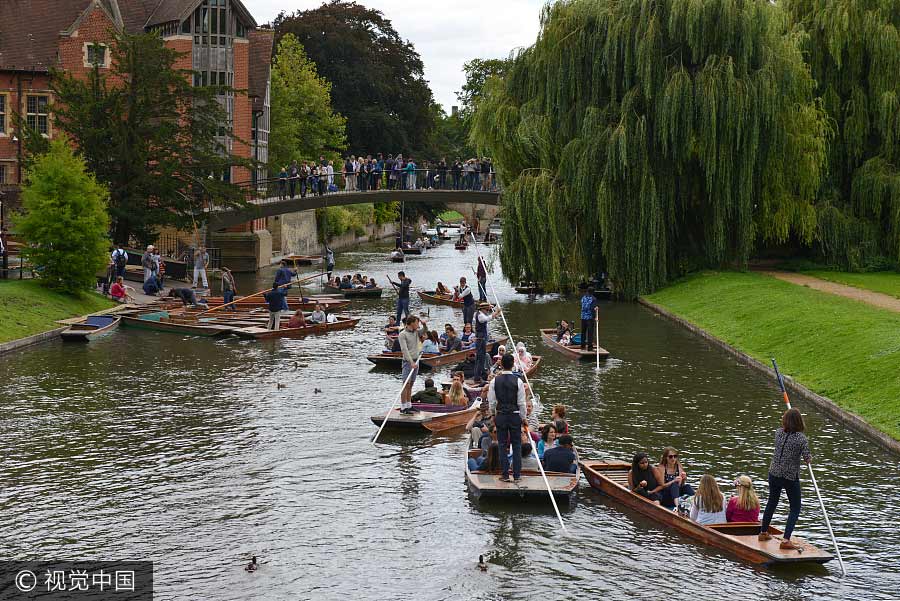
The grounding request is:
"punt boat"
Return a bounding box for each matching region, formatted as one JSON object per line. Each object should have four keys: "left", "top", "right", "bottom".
{"left": 232, "top": 316, "right": 360, "bottom": 340}
{"left": 121, "top": 312, "right": 234, "bottom": 336}
{"left": 455, "top": 243, "right": 469, "bottom": 251}
{"left": 539, "top": 328, "right": 609, "bottom": 361}
{"left": 366, "top": 351, "right": 438, "bottom": 368}
{"left": 60, "top": 315, "right": 121, "bottom": 341}
{"left": 284, "top": 254, "right": 323, "bottom": 266}
{"left": 370, "top": 399, "right": 480, "bottom": 433}
{"left": 465, "top": 448, "right": 580, "bottom": 505}
{"left": 322, "top": 283, "right": 384, "bottom": 299}
{"left": 418, "top": 290, "right": 494, "bottom": 309}
{"left": 401, "top": 246, "right": 424, "bottom": 255}
{"left": 579, "top": 460, "right": 833, "bottom": 567}
{"left": 201, "top": 297, "right": 350, "bottom": 312}
{"left": 419, "top": 337, "right": 508, "bottom": 369}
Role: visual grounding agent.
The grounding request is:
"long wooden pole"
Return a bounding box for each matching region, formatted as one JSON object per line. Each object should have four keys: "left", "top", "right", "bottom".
{"left": 195, "top": 272, "right": 322, "bottom": 316}
{"left": 372, "top": 356, "right": 421, "bottom": 445}
{"left": 470, "top": 233, "right": 568, "bottom": 533}
{"left": 771, "top": 359, "right": 846, "bottom": 575}
{"left": 595, "top": 306, "right": 600, "bottom": 370}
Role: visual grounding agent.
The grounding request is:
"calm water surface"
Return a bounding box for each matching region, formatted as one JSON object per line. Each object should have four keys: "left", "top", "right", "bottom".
{"left": 1, "top": 241, "right": 898, "bottom": 600}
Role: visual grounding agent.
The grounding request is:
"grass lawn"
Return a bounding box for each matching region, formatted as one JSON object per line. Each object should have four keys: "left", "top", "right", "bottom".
{"left": 802, "top": 270, "right": 900, "bottom": 300}
{"left": 0, "top": 280, "right": 116, "bottom": 344}
{"left": 646, "top": 271, "right": 900, "bottom": 441}
{"left": 437, "top": 210, "right": 465, "bottom": 222}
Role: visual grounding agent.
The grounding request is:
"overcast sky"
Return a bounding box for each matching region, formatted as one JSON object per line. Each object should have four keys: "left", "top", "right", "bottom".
{"left": 244, "top": 0, "right": 546, "bottom": 111}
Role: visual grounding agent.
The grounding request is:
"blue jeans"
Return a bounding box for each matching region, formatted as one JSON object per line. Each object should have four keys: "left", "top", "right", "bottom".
{"left": 495, "top": 413, "right": 522, "bottom": 479}
{"left": 474, "top": 336, "right": 488, "bottom": 382}
{"left": 395, "top": 298, "right": 410, "bottom": 323}
{"left": 462, "top": 304, "right": 475, "bottom": 326}
{"left": 660, "top": 480, "right": 695, "bottom": 508}
{"left": 223, "top": 290, "right": 235, "bottom": 309}
{"left": 761, "top": 473, "right": 802, "bottom": 538}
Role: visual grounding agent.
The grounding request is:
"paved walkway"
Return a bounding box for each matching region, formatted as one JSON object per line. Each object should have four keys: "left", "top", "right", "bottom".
{"left": 763, "top": 271, "right": 900, "bottom": 314}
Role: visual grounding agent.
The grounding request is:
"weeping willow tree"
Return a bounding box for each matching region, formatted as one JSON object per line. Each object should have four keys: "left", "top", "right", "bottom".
{"left": 786, "top": 0, "right": 900, "bottom": 269}
{"left": 471, "top": 0, "right": 827, "bottom": 297}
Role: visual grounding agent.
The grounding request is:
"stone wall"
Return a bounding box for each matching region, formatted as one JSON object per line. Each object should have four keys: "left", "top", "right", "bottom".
{"left": 268, "top": 210, "right": 396, "bottom": 263}
{"left": 446, "top": 202, "right": 501, "bottom": 224}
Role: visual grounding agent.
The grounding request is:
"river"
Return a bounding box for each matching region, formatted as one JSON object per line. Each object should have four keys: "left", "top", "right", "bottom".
{"left": 1, "top": 240, "right": 898, "bottom": 600}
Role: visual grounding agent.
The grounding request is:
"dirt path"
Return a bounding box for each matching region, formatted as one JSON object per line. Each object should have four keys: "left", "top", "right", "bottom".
{"left": 763, "top": 271, "right": 900, "bottom": 314}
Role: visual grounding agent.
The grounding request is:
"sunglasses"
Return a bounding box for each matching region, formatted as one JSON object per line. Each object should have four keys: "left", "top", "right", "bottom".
{"left": 668, "top": 454, "right": 679, "bottom": 458}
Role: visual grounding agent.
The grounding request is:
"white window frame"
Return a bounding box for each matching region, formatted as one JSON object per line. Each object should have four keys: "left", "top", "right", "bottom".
{"left": 0, "top": 92, "right": 7, "bottom": 135}
{"left": 26, "top": 94, "right": 51, "bottom": 137}
{"left": 83, "top": 42, "right": 110, "bottom": 68}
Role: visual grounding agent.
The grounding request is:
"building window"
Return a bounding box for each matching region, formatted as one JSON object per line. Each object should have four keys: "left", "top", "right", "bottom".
{"left": 0, "top": 164, "right": 6, "bottom": 184}
{"left": 26, "top": 95, "right": 49, "bottom": 136}
{"left": 84, "top": 43, "right": 108, "bottom": 68}
{"left": 0, "top": 94, "right": 6, "bottom": 134}
{"left": 182, "top": 17, "right": 191, "bottom": 34}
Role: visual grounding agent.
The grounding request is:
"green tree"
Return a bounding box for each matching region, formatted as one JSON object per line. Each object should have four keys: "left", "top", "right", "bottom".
{"left": 273, "top": 1, "right": 436, "bottom": 154}
{"left": 15, "top": 137, "right": 110, "bottom": 292}
{"left": 50, "top": 32, "right": 252, "bottom": 245}
{"left": 457, "top": 58, "right": 511, "bottom": 115}
{"left": 785, "top": 0, "right": 900, "bottom": 269}
{"left": 269, "top": 34, "right": 347, "bottom": 170}
{"left": 471, "top": 0, "right": 827, "bottom": 297}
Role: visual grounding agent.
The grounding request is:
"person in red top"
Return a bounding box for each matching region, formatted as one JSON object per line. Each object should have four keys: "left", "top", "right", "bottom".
{"left": 726, "top": 475, "right": 761, "bottom": 522}
{"left": 109, "top": 276, "right": 132, "bottom": 303}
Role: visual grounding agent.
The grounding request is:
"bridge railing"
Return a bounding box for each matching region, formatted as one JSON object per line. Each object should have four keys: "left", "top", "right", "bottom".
{"left": 223, "top": 169, "right": 500, "bottom": 209}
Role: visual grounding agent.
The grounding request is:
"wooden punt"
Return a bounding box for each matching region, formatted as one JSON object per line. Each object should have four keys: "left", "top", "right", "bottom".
{"left": 401, "top": 246, "right": 424, "bottom": 255}
{"left": 539, "top": 328, "right": 609, "bottom": 361}
{"left": 579, "top": 460, "right": 832, "bottom": 567}
{"left": 201, "top": 297, "right": 350, "bottom": 312}
{"left": 515, "top": 284, "right": 544, "bottom": 295}
{"left": 455, "top": 243, "right": 469, "bottom": 251}
{"left": 121, "top": 313, "right": 234, "bottom": 336}
{"left": 390, "top": 254, "right": 406, "bottom": 263}
{"left": 366, "top": 352, "right": 439, "bottom": 368}
{"left": 284, "top": 254, "right": 323, "bottom": 266}
{"left": 60, "top": 315, "right": 121, "bottom": 341}
{"left": 370, "top": 400, "right": 480, "bottom": 433}
{"left": 465, "top": 448, "right": 579, "bottom": 504}
{"left": 441, "top": 356, "right": 542, "bottom": 389}
{"left": 418, "top": 290, "right": 494, "bottom": 309}
{"left": 232, "top": 316, "right": 360, "bottom": 340}
{"left": 419, "top": 337, "right": 508, "bottom": 369}
{"left": 322, "top": 283, "right": 384, "bottom": 299}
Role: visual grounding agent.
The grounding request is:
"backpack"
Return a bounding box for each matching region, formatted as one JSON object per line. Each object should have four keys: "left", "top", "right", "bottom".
{"left": 114, "top": 251, "right": 127, "bottom": 268}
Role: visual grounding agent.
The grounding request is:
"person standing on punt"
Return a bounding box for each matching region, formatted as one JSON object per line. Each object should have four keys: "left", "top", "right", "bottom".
{"left": 398, "top": 315, "right": 428, "bottom": 414}
{"left": 457, "top": 277, "right": 475, "bottom": 325}
{"left": 473, "top": 301, "right": 502, "bottom": 385}
{"left": 476, "top": 257, "right": 488, "bottom": 302}
{"left": 758, "top": 408, "right": 811, "bottom": 550}
{"left": 324, "top": 244, "right": 335, "bottom": 280}
{"left": 264, "top": 284, "right": 287, "bottom": 331}
{"left": 389, "top": 271, "right": 412, "bottom": 324}
{"left": 580, "top": 286, "right": 598, "bottom": 351}
{"left": 488, "top": 353, "right": 527, "bottom": 483}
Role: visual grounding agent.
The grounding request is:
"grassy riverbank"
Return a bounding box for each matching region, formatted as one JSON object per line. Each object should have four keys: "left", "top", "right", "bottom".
{"left": 801, "top": 270, "right": 900, "bottom": 299}
{"left": 0, "top": 280, "right": 115, "bottom": 344}
{"left": 645, "top": 271, "right": 900, "bottom": 440}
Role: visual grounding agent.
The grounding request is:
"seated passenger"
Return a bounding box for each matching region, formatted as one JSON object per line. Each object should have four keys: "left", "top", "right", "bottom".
{"left": 411, "top": 378, "right": 443, "bottom": 404}
{"left": 551, "top": 405, "right": 570, "bottom": 435}
{"left": 308, "top": 304, "right": 326, "bottom": 323}
{"left": 438, "top": 324, "right": 451, "bottom": 345}
{"left": 460, "top": 323, "right": 475, "bottom": 348}
{"left": 443, "top": 326, "right": 462, "bottom": 353}
{"left": 628, "top": 452, "right": 664, "bottom": 502}
{"left": 365, "top": 278, "right": 377, "bottom": 289}
{"left": 446, "top": 380, "right": 468, "bottom": 406}
{"left": 726, "top": 475, "right": 761, "bottom": 523}
{"left": 436, "top": 282, "right": 451, "bottom": 296}
{"left": 556, "top": 320, "right": 572, "bottom": 342}
{"left": 384, "top": 315, "right": 399, "bottom": 334}
{"left": 560, "top": 331, "right": 572, "bottom": 345}
{"left": 421, "top": 330, "right": 441, "bottom": 354}
{"left": 654, "top": 447, "right": 695, "bottom": 509}
{"left": 537, "top": 423, "right": 558, "bottom": 460}
{"left": 515, "top": 343, "right": 533, "bottom": 371}
{"left": 339, "top": 276, "right": 353, "bottom": 289}
{"left": 452, "top": 353, "right": 477, "bottom": 380}
{"left": 468, "top": 442, "right": 500, "bottom": 472}
{"left": 542, "top": 434, "right": 577, "bottom": 474}
{"left": 287, "top": 309, "right": 307, "bottom": 328}
{"left": 690, "top": 474, "right": 727, "bottom": 525}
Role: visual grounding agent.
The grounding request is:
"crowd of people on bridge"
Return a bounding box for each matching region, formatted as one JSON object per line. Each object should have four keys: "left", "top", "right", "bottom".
{"left": 275, "top": 155, "right": 498, "bottom": 200}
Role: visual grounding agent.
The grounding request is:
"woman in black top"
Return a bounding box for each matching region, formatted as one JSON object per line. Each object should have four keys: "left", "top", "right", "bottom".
{"left": 628, "top": 452, "right": 664, "bottom": 502}
{"left": 759, "top": 408, "right": 811, "bottom": 550}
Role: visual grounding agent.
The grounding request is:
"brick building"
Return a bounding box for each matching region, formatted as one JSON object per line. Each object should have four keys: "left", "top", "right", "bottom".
{"left": 0, "top": 0, "right": 275, "bottom": 268}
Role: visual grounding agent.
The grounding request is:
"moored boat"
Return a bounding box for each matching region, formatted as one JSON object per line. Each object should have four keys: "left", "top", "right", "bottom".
{"left": 60, "top": 315, "right": 121, "bottom": 341}
{"left": 121, "top": 312, "right": 234, "bottom": 336}
{"left": 370, "top": 400, "right": 480, "bottom": 433}
{"left": 201, "top": 297, "right": 350, "bottom": 312}
{"left": 465, "top": 448, "right": 580, "bottom": 505}
{"left": 322, "top": 283, "right": 384, "bottom": 298}
{"left": 539, "top": 328, "right": 609, "bottom": 361}
{"left": 232, "top": 316, "right": 360, "bottom": 340}
{"left": 579, "top": 460, "right": 833, "bottom": 566}
{"left": 515, "top": 283, "right": 544, "bottom": 295}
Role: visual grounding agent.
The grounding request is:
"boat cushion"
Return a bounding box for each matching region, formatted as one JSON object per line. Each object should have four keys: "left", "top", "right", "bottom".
{"left": 85, "top": 316, "right": 115, "bottom": 327}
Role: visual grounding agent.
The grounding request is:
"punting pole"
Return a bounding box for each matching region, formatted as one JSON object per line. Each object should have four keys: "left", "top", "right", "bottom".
{"left": 371, "top": 357, "right": 421, "bottom": 445}
{"left": 771, "top": 358, "right": 847, "bottom": 576}
{"left": 594, "top": 307, "right": 600, "bottom": 370}
{"left": 195, "top": 272, "right": 323, "bottom": 316}
{"left": 470, "top": 233, "right": 568, "bottom": 533}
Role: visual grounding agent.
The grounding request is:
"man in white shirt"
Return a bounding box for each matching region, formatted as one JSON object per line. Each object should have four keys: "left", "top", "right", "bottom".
{"left": 474, "top": 301, "right": 502, "bottom": 383}
{"left": 488, "top": 353, "right": 527, "bottom": 482}
{"left": 456, "top": 276, "right": 475, "bottom": 325}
